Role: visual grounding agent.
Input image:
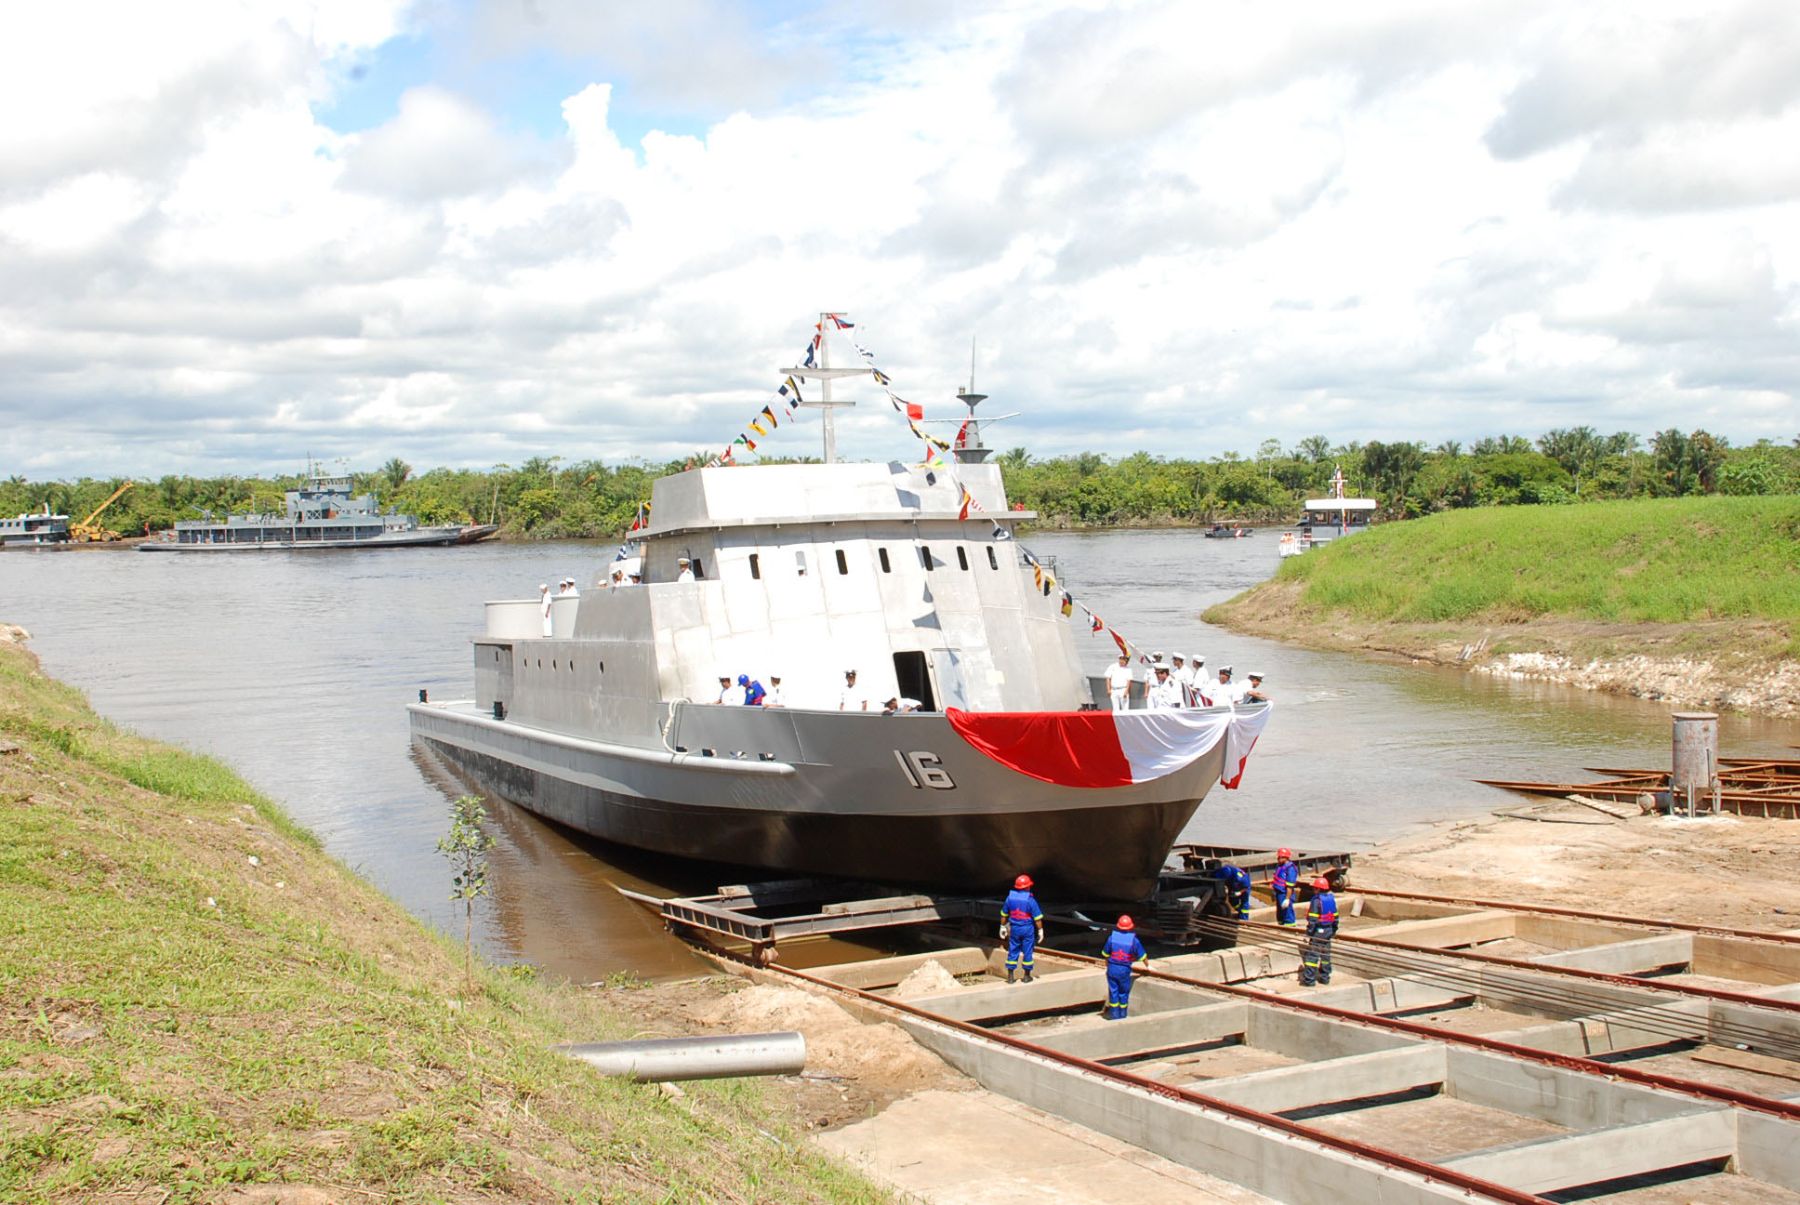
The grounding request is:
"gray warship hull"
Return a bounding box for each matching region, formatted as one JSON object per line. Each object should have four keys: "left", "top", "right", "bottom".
{"left": 410, "top": 700, "right": 1223, "bottom": 898}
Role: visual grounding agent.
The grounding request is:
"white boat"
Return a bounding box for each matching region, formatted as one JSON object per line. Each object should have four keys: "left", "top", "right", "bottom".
{"left": 1295, "top": 467, "right": 1377, "bottom": 545}
{"left": 409, "top": 329, "right": 1270, "bottom": 898}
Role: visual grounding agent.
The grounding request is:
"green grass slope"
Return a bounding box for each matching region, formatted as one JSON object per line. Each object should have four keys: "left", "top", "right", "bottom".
{"left": 0, "top": 639, "right": 885, "bottom": 1204}
{"left": 1208, "top": 496, "right": 1800, "bottom": 659}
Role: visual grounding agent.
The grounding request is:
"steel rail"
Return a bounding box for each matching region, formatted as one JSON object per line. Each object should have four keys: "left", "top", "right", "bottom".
{"left": 1187, "top": 920, "right": 1800, "bottom": 1060}
{"left": 1223, "top": 916, "right": 1800, "bottom": 1014}
{"left": 687, "top": 936, "right": 1551, "bottom": 1204}
{"left": 1033, "top": 945, "right": 1800, "bottom": 1121}
{"left": 1349, "top": 886, "right": 1800, "bottom": 946}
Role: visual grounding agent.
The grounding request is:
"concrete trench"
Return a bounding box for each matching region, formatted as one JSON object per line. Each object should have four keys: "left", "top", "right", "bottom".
{"left": 802, "top": 895, "right": 1800, "bottom": 1203}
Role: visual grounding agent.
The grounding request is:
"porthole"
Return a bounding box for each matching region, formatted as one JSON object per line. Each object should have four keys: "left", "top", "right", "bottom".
{"left": 987, "top": 546, "right": 998, "bottom": 570}
{"left": 956, "top": 546, "right": 969, "bottom": 571}
{"left": 836, "top": 549, "right": 849, "bottom": 575}
{"left": 879, "top": 548, "right": 891, "bottom": 573}
{"left": 749, "top": 553, "right": 761, "bottom": 580}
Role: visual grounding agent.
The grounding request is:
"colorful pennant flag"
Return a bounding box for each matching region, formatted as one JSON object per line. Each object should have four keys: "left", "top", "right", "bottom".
{"left": 1061, "top": 592, "right": 1073, "bottom": 617}
{"left": 760, "top": 405, "right": 778, "bottom": 427}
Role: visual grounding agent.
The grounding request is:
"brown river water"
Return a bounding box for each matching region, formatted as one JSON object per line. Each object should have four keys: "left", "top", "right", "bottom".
{"left": 3, "top": 530, "right": 1794, "bottom": 981}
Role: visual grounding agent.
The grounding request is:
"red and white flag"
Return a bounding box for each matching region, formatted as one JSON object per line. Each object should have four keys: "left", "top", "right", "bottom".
{"left": 945, "top": 704, "right": 1272, "bottom": 790}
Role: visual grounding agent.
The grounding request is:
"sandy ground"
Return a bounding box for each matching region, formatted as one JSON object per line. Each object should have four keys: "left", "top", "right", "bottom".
{"left": 1354, "top": 799, "right": 1800, "bottom": 931}
{"left": 606, "top": 802, "right": 1800, "bottom": 1202}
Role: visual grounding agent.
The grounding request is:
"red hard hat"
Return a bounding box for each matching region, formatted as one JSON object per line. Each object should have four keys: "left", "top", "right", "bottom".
{"left": 1312, "top": 876, "right": 1331, "bottom": 891}
{"left": 1116, "top": 915, "right": 1135, "bottom": 931}
{"left": 1014, "top": 874, "right": 1033, "bottom": 890}
{"left": 1277, "top": 847, "right": 1293, "bottom": 860}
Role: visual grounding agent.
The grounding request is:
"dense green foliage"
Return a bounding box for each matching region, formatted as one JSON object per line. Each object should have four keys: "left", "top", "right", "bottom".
{"left": 1259, "top": 496, "right": 1800, "bottom": 635}
{"left": 4, "top": 427, "right": 1796, "bottom": 540}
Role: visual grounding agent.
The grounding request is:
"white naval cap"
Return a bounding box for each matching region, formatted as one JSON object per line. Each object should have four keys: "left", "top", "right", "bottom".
{"left": 538, "top": 582, "right": 549, "bottom": 590}
{"left": 1249, "top": 671, "right": 1265, "bottom": 680}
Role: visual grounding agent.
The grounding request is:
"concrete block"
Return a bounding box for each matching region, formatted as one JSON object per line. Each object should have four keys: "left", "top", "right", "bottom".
{"left": 1304, "top": 976, "right": 1470, "bottom": 1016}
{"left": 1444, "top": 1048, "right": 1712, "bottom": 1127}
{"left": 1349, "top": 910, "right": 1516, "bottom": 948}
{"left": 1513, "top": 914, "right": 1661, "bottom": 951}
{"left": 1532, "top": 934, "right": 1692, "bottom": 974}
{"left": 911, "top": 970, "right": 1213, "bottom": 1023}
{"left": 1692, "top": 934, "right": 1800, "bottom": 986}
{"left": 1197, "top": 1045, "right": 1446, "bottom": 1114}
{"left": 1247, "top": 1007, "right": 1418, "bottom": 1061}
{"left": 1736, "top": 1110, "right": 1800, "bottom": 1192}
{"left": 1041, "top": 1002, "right": 1247, "bottom": 1061}
{"left": 1443, "top": 1109, "right": 1736, "bottom": 1195}
{"left": 1163, "top": 945, "right": 1299, "bottom": 982}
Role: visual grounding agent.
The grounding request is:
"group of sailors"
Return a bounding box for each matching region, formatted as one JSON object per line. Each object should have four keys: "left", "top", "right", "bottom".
{"left": 1000, "top": 852, "right": 1340, "bottom": 1020}
{"left": 715, "top": 672, "right": 784, "bottom": 708}
{"left": 1103, "top": 651, "right": 1270, "bottom": 712}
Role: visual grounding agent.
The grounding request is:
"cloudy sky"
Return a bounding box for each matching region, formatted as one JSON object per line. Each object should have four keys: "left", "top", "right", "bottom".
{"left": 3, "top": 0, "right": 1797, "bottom": 479}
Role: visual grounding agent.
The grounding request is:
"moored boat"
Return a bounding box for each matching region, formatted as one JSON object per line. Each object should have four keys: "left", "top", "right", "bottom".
{"left": 139, "top": 468, "right": 495, "bottom": 551}
{"left": 0, "top": 507, "right": 70, "bottom": 548}
{"left": 1294, "top": 467, "right": 1376, "bottom": 545}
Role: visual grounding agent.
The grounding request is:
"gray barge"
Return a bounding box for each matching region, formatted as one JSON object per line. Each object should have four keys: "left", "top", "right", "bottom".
{"left": 139, "top": 469, "right": 495, "bottom": 551}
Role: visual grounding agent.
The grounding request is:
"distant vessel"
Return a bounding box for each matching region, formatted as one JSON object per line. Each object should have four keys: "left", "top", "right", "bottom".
{"left": 0, "top": 507, "right": 70, "bottom": 548}
{"left": 1203, "top": 523, "right": 1253, "bottom": 539}
{"left": 1295, "top": 467, "right": 1376, "bottom": 544}
{"left": 139, "top": 468, "right": 497, "bottom": 552}
{"left": 409, "top": 325, "right": 1271, "bottom": 898}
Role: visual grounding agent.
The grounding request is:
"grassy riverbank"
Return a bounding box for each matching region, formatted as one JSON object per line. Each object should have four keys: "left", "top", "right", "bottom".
{"left": 0, "top": 635, "right": 884, "bottom": 1202}
{"left": 1205, "top": 497, "right": 1800, "bottom": 713}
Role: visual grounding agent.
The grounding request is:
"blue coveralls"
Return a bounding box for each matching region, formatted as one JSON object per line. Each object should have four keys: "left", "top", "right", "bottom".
{"left": 1214, "top": 864, "right": 1252, "bottom": 920}
{"left": 1001, "top": 888, "right": 1042, "bottom": 978}
{"left": 1301, "top": 890, "right": 1338, "bottom": 986}
{"left": 741, "top": 677, "right": 766, "bottom": 706}
{"left": 1101, "top": 929, "right": 1147, "bottom": 1019}
{"left": 1271, "top": 860, "right": 1299, "bottom": 926}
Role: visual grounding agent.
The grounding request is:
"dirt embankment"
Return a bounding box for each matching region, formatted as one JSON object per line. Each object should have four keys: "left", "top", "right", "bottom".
{"left": 1207, "top": 577, "right": 1800, "bottom": 718}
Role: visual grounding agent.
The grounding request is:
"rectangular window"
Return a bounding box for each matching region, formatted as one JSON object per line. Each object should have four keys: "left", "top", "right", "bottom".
{"left": 749, "top": 553, "right": 761, "bottom": 580}
{"left": 836, "top": 549, "right": 849, "bottom": 575}
{"left": 879, "top": 547, "right": 891, "bottom": 573}
{"left": 693, "top": 558, "right": 706, "bottom": 580}
{"left": 919, "top": 546, "right": 932, "bottom": 570}
{"left": 987, "top": 546, "right": 999, "bottom": 570}
{"left": 956, "top": 546, "right": 969, "bottom": 571}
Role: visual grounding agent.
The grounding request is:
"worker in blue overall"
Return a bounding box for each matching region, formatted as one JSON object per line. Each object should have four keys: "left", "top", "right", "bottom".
{"left": 1214, "top": 862, "right": 1252, "bottom": 921}
{"left": 1268, "top": 847, "right": 1300, "bottom": 927}
{"left": 999, "top": 874, "right": 1044, "bottom": 983}
{"left": 1300, "top": 876, "right": 1339, "bottom": 986}
{"left": 1101, "top": 916, "right": 1149, "bottom": 1019}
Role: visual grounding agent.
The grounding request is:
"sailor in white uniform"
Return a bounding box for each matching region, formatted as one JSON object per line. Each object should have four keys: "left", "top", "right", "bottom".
{"left": 538, "top": 583, "right": 553, "bottom": 636}
{"left": 763, "top": 673, "right": 786, "bottom": 708}
{"left": 1170, "top": 653, "right": 1194, "bottom": 707}
{"left": 1212, "top": 665, "right": 1245, "bottom": 706}
{"left": 1190, "top": 655, "right": 1206, "bottom": 705}
{"left": 1103, "top": 651, "right": 1135, "bottom": 711}
{"left": 1147, "top": 664, "right": 1183, "bottom": 709}
{"left": 676, "top": 556, "right": 696, "bottom": 583}
{"left": 838, "top": 669, "right": 869, "bottom": 712}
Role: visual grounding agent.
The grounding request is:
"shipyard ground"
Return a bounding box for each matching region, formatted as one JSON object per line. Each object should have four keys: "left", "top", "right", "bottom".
{"left": 614, "top": 799, "right": 1800, "bottom": 1204}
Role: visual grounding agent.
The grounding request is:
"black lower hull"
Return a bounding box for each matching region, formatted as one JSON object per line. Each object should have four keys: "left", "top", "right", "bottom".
{"left": 422, "top": 737, "right": 1195, "bottom": 900}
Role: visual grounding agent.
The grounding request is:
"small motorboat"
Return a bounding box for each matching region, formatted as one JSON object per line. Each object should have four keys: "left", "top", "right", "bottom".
{"left": 1203, "top": 524, "right": 1253, "bottom": 539}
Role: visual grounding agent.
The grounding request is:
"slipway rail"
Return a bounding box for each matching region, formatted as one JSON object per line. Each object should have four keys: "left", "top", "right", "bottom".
{"left": 1351, "top": 885, "right": 1800, "bottom": 946}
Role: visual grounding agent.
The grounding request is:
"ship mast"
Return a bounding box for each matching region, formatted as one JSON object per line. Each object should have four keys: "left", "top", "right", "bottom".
{"left": 781, "top": 311, "right": 874, "bottom": 464}
{"left": 953, "top": 335, "right": 992, "bottom": 465}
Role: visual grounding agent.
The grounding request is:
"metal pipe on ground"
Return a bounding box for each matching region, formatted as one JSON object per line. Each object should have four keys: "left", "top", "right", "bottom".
{"left": 557, "top": 1032, "right": 806, "bottom": 1081}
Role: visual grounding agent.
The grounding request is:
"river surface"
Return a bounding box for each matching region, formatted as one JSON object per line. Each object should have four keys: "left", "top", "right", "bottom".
{"left": 3, "top": 532, "right": 1795, "bottom": 981}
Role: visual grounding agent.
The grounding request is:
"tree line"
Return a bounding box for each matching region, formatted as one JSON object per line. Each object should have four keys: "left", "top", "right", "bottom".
{"left": 4, "top": 428, "right": 1796, "bottom": 540}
